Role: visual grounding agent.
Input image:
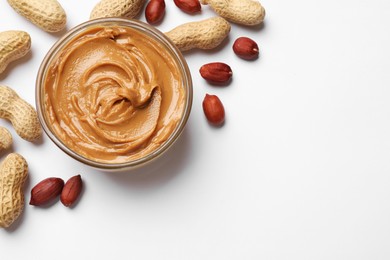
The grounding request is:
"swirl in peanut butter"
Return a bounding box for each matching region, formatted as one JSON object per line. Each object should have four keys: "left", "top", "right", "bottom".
{"left": 43, "top": 26, "right": 186, "bottom": 163}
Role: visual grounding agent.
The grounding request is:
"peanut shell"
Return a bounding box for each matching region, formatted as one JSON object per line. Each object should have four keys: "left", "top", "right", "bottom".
{"left": 0, "top": 153, "right": 28, "bottom": 228}
{"left": 90, "top": 0, "right": 146, "bottom": 19}
{"left": 165, "top": 17, "right": 231, "bottom": 51}
{"left": 0, "top": 85, "right": 42, "bottom": 142}
{"left": 0, "top": 30, "right": 31, "bottom": 74}
{"left": 7, "top": 0, "right": 67, "bottom": 32}
{"left": 0, "top": 127, "right": 12, "bottom": 152}
{"left": 200, "top": 0, "right": 265, "bottom": 26}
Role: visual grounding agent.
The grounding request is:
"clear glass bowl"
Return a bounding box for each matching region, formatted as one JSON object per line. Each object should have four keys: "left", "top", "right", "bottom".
{"left": 36, "top": 18, "right": 193, "bottom": 171}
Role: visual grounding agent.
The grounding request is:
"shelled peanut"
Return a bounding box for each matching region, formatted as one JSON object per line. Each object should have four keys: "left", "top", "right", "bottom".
{"left": 203, "top": 94, "right": 225, "bottom": 126}
{"left": 174, "top": 0, "right": 201, "bottom": 13}
{"left": 200, "top": 62, "right": 232, "bottom": 84}
{"left": 0, "top": 30, "right": 31, "bottom": 74}
{"left": 29, "top": 177, "right": 64, "bottom": 206}
{"left": 233, "top": 37, "right": 259, "bottom": 60}
{"left": 30, "top": 175, "right": 83, "bottom": 207}
{"left": 7, "top": 0, "right": 67, "bottom": 32}
{"left": 61, "top": 175, "right": 83, "bottom": 207}
{"left": 0, "top": 153, "right": 28, "bottom": 228}
{"left": 145, "top": 0, "right": 166, "bottom": 24}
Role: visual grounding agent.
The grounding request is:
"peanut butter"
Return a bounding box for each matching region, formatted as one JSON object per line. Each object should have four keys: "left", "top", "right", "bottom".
{"left": 43, "top": 25, "right": 186, "bottom": 163}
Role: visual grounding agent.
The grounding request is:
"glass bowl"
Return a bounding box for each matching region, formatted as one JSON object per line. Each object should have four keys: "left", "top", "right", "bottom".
{"left": 36, "top": 18, "right": 193, "bottom": 171}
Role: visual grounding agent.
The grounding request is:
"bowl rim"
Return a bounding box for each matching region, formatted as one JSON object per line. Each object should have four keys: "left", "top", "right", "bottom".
{"left": 35, "top": 18, "right": 193, "bottom": 171}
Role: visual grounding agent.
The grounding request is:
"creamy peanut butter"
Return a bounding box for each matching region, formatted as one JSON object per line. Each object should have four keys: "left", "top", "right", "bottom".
{"left": 43, "top": 25, "right": 186, "bottom": 163}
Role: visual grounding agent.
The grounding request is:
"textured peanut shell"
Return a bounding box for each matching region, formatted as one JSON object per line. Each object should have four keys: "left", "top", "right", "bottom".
{"left": 200, "top": 0, "right": 265, "bottom": 26}
{"left": 0, "top": 31, "right": 31, "bottom": 74}
{"left": 165, "top": 17, "right": 231, "bottom": 52}
{"left": 7, "top": 0, "right": 67, "bottom": 32}
{"left": 0, "top": 85, "right": 41, "bottom": 142}
{"left": 90, "top": 0, "right": 146, "bottom": 19}
{"left": 0, "top": 153, "right": 28, "bottom": 228}
{"left": 0, "top": 127, "right": 12, "bottom": 152}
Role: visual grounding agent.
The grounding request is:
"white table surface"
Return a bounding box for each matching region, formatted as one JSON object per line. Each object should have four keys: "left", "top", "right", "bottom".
{"left": 1, "top": 0, "right": 390, "bottom": 259}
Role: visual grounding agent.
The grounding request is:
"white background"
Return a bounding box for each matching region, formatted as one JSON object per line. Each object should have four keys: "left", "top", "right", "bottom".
{"left": 1, "top": 0, "right": 390, "bottom": 259}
